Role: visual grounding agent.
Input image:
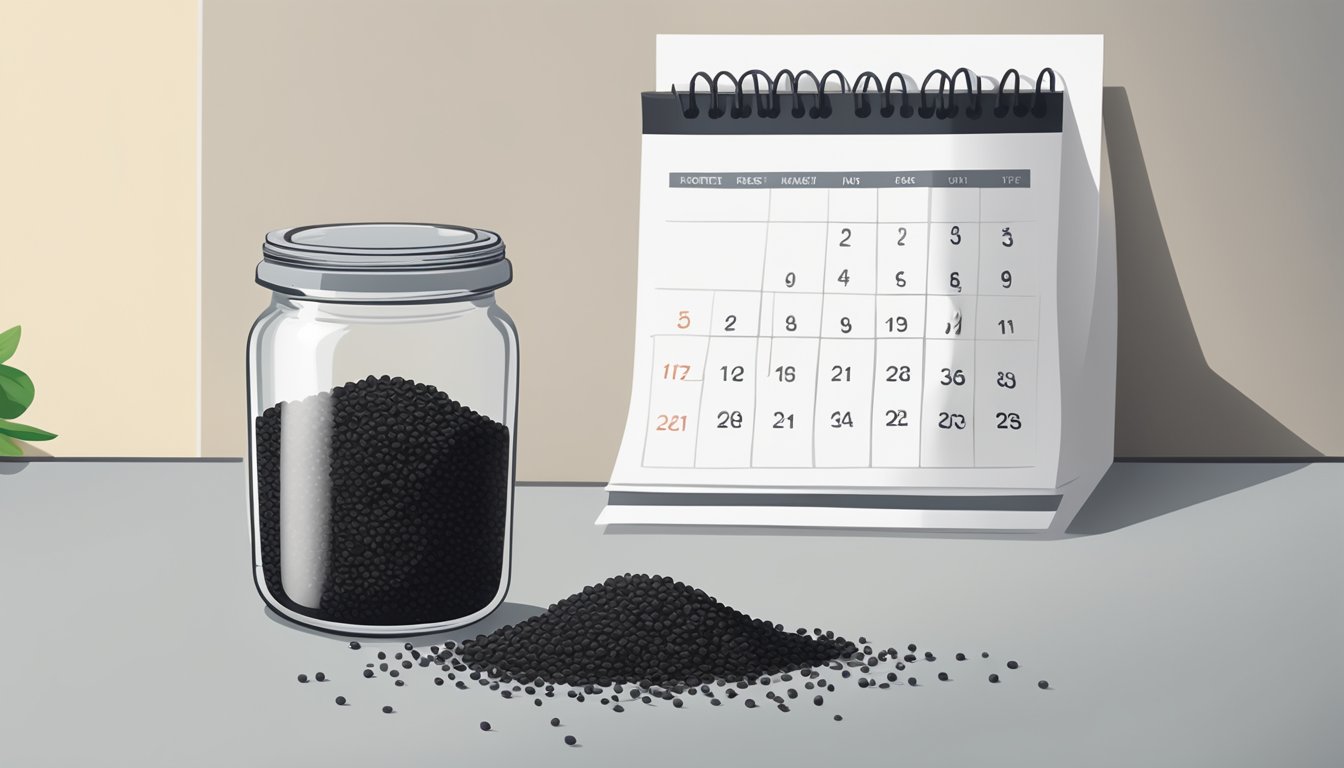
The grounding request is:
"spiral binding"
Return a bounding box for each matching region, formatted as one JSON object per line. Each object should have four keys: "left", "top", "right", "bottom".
{"left": 672, "top": 67, "right": 1057, "bottom": 120}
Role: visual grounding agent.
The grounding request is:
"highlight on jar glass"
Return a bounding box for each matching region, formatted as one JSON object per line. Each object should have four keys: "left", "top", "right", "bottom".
{"left": 247, "top": 223, "right": 518, "bottom": 636}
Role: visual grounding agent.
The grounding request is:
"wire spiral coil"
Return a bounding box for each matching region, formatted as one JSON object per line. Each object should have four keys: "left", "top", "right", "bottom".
{"left": 672, "top": 67, "right": 1058, "bottom": 120}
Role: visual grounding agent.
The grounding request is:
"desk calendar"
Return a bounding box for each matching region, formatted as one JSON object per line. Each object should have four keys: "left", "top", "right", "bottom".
{"left": 602, "top": 35, "right": 1114, "bottom": 534}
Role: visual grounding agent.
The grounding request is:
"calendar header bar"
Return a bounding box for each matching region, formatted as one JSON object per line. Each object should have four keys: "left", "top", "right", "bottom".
{"left": 669, "top": 170, "right": 1031, "bottom": 189}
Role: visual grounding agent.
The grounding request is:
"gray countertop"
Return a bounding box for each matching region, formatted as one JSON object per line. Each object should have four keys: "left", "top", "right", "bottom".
{"left": 1, "top": 460, "right": 1340, "bottom": 767}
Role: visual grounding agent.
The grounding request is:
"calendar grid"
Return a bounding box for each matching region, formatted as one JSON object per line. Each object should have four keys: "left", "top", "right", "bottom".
{"left": 809, "top": 191, "right": 832, "bottom": 467}
{"left": 867, "top": 193, "right": 880, "bottom": 468}
{"left": 690, "top": 290, "right": 720, "bottom": 467}
{"left": 640, "top": 169, "right": 1046, "bottom": 471}
{"left": 971, "top": 188, "right": 983, "bottom": 466}
{"left": 917, "top": 187, "right": 933, "bottom": 468}
{"left": 747, "top": 189, "right": 772, "bottom": 468}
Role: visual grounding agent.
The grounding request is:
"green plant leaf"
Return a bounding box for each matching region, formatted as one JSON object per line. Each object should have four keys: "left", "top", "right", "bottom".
{"left": 0, "top": 434, "right": 21, "bottom": 456}
{"left": 0, "top": 326, "right": 18, "bottom": 364}
{"left": 0, "top": 364, "right": 35, "bottom": 418}
{"left": 0, "top": 418, "right": 56, "bottom": 441}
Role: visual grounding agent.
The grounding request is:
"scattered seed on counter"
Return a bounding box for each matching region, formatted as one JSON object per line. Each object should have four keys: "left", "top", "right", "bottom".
{"left": 315, "top": 672, "right": 326, "bottom": 682}
{"left": 955, "top": 652, "right": 966, "bottom": 661}
{"left": 395, "top": 680, "right": 404, "bottom": 687}
{"left": 1007, "top": 660, "right": 1019, "bottom": 669}
{"left": 982, "top": 652, "right": 990, "bottom": 658}
{"left": 363, "top": 670, "right": 374, "bottom": 679}
{"left": 1038, "top": 681, "right": 1050, "bottom": 690}
{"left": 813, "top": 695, "right": 824, "bottom": 706}
{"left": 938, "top": 672, "right": 949, "bottom": 681}
{"left": 834, "top": 714, "right": 843, "bottom": 722}
{"left": 479, "top": 721, "right": 491, "bottom": 732}
{"left": 550, "top": 717, "right": 561, "bottom": 727}
{"left": 382, "top": 706, "right": 393, "bottom": 714}
{"left": 335, "top": 696, "right": 346, "bottom": 706}
{"left": 989, "top": 674, "right": 1000, "bottom": 683}
{"left": 564, "top": 735, "right": 577, "bottom": 746}
{"left": 908, "top": 677, "right": 918, "bottom": 686}
{"left": 348, "top": 642, "right": 361, "bottom": 651}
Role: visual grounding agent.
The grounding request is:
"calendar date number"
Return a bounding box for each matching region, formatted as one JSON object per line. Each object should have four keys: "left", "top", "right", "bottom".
{"left": 655, "top": 414, "right": 688, "bottom": 432}
{"left": 937, "top": 412, "right": 967, "bottom": 430}
{"left": 717, "top": 410, "right": 744, "bottom": 429}
{"left": 661, "top": 363, "right": 691, "bottom": 380}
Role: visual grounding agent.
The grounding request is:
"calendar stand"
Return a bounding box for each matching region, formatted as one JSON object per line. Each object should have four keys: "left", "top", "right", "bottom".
{"left": 603, "top": 36, "right": 1112, "bottom": 536}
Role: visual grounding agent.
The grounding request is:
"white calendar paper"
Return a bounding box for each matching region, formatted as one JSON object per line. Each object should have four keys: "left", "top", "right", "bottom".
{"left": 602, "top": 36, "right": 1114, "bottom": 533}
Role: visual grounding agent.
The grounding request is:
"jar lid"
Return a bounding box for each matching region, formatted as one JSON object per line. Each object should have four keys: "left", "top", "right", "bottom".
{"left": 257, "top": 223, "right": 511, "bottom": 302}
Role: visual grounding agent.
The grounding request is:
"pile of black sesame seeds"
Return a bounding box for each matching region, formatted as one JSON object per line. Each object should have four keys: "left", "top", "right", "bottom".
{"left": 294, "top": 574, "right": 1051, "bottom": 747}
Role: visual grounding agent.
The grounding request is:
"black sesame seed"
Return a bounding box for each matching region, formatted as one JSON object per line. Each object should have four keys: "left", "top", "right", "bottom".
{"left": 377, "top": 652, "right": 386, "bottom": 660}
{"left": 550, "top": 717, "right": 561, "bottom": 726}
{"left": 908, "top": 644, "right": 917, "bottom": 652}
{"left": 673, "top": 698, "right": 683, "bottom": 708}
{"left": 989, "top": 674, "right": 1000, "bottom": 683}
{"left": 335, "top": 696, "right": 346, "bottom": 705}
{"left": 613, "top": 704, "right": 625, "bottom": 713}
{"left": 564, "top": 735, "right": 577, "bottom": 746}
{"left": 255, "top": 377, "right": 510, "bottom": 626}
{"left": 834, "top": 714, "right": 843, "bottom": 722}
{"left": 982, "top": 652, "right": 990, "bottom": 658}
{"left": 479, "top": 721, "right": 491, "bottom": 731}
{"left": 382, "top": 706, "right": 393, "bottom": 714}
{"left": 1038, "top": 680, "right": 1050, "bottom": 689}
{"left": 395, "top": 680, "right": 404, "bottom": 687}
{"left": 297, "top": 674, "right": 308, "bottom": 683}
{"left": 938, "top": 672, "right": 949, "bottom": 681}
{"left": 1007, "top": 660, "right": 1019, "bottom": 670}
{"left": 745, "top": 699, "right": 757, "bottom": 708}
{"left": 315, "top": 672, "right": 326, "bottom": 682}
{"left": 348, "top": 642, "right": 361, "bottom": 651}
{"left": 956, "top": 652, "right": 966, "bottom": 661}
{"left": 813, "top": 695, "right": 824, "bottom": 706}
{"left": 908, "top": 677, "right": 917, "bottom": 686}
{"left": 363, "top": 670, "right": 374, "bottom": 679}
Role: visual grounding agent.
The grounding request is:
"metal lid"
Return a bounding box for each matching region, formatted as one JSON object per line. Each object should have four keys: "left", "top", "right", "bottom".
{"left": 257, "top": 223, "right": 511, "bottom": 302}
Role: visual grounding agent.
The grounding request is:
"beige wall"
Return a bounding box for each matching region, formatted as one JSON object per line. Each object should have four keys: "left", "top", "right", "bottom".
{"left": 188, "top": 0, "right": 1331, "bottom": 476}
{"left": 3, "top": 1, "right": 198, "bottom": 456}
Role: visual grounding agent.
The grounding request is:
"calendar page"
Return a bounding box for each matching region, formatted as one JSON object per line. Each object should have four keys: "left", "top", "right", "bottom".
{"left": 615, "top": 132, "right": 1061, "bottom": 492}
{"left": 603, "top": 35, "right": 1110, "bottom": 531}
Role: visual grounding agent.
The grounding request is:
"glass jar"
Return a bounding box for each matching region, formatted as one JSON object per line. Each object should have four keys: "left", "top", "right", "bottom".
{"left": 247, "top": 223, "right": 518, "bottom": 636}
